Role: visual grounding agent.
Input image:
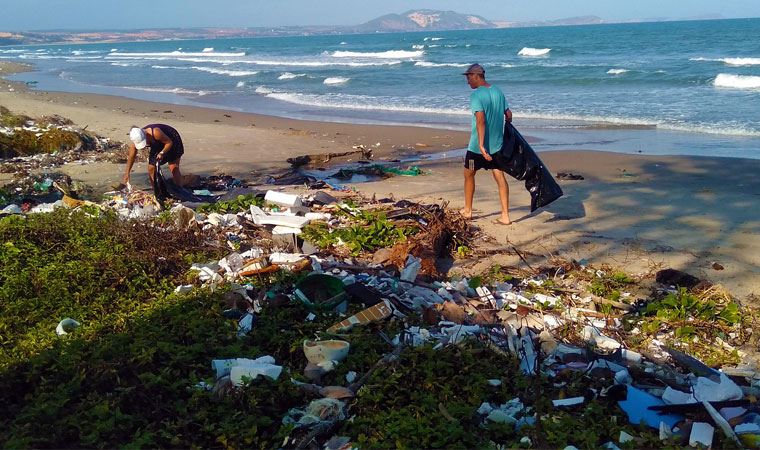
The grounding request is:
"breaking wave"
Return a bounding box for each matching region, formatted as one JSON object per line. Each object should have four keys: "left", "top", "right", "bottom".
{"left": 323, "top": 77, "right": 350, "bottom": 85}
{"left": 518, "top": 47, "right": 551, "bottom": 57}
{"left": 255, "top": 89, "right": 468, "bottom": 116}
{"left": 330, "top": 50, "right": 423, "bottom": 59}
{"left": 122, "top": 86, "right": 211, "bottom": 96}
{"left": 691, "top": 57, "right": 760, "bottom": 66}
{"left": 713, "top": 73, "right": 760, "bottom": 90}
{"left": 190, "top": 66, "right": 258, "bottom": 77}
{"left": 278, "top": 72, "right": 307, "bottom": 80}
{"left": 108, "top": 51, "right": 246, "bottom": 58}
{"left": 607, "top": 68, "right": 629, "bottom": 75}
{"left": 414, "top": 61, "right": 469, "bottom": 68}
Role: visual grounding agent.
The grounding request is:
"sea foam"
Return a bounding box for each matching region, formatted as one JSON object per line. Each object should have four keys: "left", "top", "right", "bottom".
{"left": 331, "top": 50, "right": 423, "bottom": 59}
{"left": 191, "top": 66, "right": 258, "bottom": 76}
{"left": 324, "top": 77, "right": 350, "bottom": 85}
{"left": 691, "top": 57, "right": 760, "bottom": 66}
{"left": 607, "top": 68, "right": 629, "bottom": 75}
{"left": 518, "top": 47, "right": 551, "bottom": 57}
{"left": 414, "top": 61, "right": 469, "bottom": 68}
{"left": 714, "top": 73, "right": 760, "bottom": 89}
{"left": 108, "top": 51, "right": 246, "bottom": 58}
{"left": 278, "top": 72, "right": 307, "bottom": 80}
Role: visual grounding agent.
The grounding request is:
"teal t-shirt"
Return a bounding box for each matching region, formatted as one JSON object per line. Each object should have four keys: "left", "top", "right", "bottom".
{"left": 468, "top": 85, "right": 509, "bottom": 154}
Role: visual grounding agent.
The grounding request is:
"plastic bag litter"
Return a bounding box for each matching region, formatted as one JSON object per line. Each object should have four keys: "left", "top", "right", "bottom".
{"left": 283, "top": 398, "right": 345, "bottom": 428}
{"left": 56, "top": 318, "right": 80, "bottom": 336}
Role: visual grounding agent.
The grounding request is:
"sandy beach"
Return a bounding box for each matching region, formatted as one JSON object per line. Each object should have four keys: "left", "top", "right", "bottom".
{"left": 2, "top": 62, "right": 759, "bottom": 300}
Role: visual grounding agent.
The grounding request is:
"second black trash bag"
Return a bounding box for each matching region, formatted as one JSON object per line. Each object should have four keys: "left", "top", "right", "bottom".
{"left": 492, "top": 123, "right": 564, "bottom": 212}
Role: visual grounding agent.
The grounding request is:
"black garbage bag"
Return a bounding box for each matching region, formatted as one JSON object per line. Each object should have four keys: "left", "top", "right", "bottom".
{"left": 153, "top": 163, "right": 217, "bottom": 205}
{"left": 492, "top": 123, "right": 563, "bottom": 212}
{"left": 152, "top": 162, "right": 170, "bottom": 205}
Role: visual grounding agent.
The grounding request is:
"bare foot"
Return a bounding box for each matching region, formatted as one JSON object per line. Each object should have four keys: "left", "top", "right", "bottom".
{"left": 491, "top": 218, "right": 511, "bottom": 226}
{"left": 459, "top": 208, "right": 473, "bottom": 219}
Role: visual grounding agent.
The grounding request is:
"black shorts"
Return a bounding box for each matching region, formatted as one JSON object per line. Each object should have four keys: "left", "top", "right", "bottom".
{"left": 464, "top": 151, "right": 497, "bottom": 171}
{"left": 148, "top": 146, "right": 183, "bottom": 166}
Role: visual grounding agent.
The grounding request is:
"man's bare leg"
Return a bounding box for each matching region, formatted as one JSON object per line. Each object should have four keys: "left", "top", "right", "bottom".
{"left": 147, "top": 164, "right": 156, "bottom": 184}
{"left": 461, "top": 167, "right": 477, "bottom": 219}
{"left": 492, "top": 169, "right": 511, "bottom": 225}
{"left": 167, "top": 159, "right": 183, "bottom": 186}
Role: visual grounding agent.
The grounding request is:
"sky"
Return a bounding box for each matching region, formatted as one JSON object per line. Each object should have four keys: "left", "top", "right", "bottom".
{"left": 1, "top": 0, "right": 759, "bottom": 31}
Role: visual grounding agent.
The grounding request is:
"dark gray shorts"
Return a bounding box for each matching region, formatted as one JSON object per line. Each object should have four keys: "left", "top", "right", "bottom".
{"left": 464, "top": 151, "right": 497, "bottom": 171}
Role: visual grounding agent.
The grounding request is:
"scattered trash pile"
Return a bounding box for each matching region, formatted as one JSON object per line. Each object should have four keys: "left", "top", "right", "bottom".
{"left": 181, "top": 234, "right": 758, "bottom": 447}
{"left": 0, "top": 109, "right": 121, "bottom": 172}
{"left": 4, "top": 162, "right": 759, "bottom": 447}
{"left": 95, "top": 187, "right": 747, "bottom": 448}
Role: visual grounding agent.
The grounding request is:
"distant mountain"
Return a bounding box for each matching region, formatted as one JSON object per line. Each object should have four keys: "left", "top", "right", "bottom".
{"left": 497, "top": 15, "right": 604, "bottom": 28}
{"left": 352, "top": 9, "right": 495, "bottom": 32}
{"left": 0, "top": 11, "right": 733, "bottom": 46}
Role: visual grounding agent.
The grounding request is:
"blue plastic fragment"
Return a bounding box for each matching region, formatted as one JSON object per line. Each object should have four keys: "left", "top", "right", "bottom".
{"left": 618, "top": 385, "right": 682, "bottom": 430}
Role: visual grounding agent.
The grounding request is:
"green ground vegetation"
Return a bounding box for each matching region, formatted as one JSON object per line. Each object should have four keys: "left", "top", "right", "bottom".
{"left": 302, "top": 207, "right": 418, "bottom": 256}
{"left": 0, "top": 209, "right": 744, "bottom": 448}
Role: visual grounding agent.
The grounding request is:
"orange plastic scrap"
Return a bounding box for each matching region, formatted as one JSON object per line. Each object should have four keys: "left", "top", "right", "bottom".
{"left": 327, "top": 300, "right": 394, "bottom": 334}
{"left": 62, "top": 195, "right": 102, "bottom": 210}
{"left": 240, "top": 264, "right": 280, "bottom": 277}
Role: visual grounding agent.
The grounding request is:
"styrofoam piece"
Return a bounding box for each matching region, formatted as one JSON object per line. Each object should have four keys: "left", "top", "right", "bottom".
{"left": 250, "top": 205, "right": 310, "bottom": 228}
{"left": 305, "top": 212, "right": 331, "bottom": 221}
{"left": 703, "top": 399, "right": 742, "bottom": 446}
{"left": 264, "top": 190, "right": 302, "bottom": 207}
{"left": 688, "top": 422, "right": 714, "bottom": 448}
{"left": 692, "top": 372, "right": 743, "bottom": 403}
{"left": 581, "top": 325, "right": 621, "bottom": 350}
{"left": 662, "top": 387, "right": 696, "bottom": 404}
{"left": 230, "top": 363, "right": 282, "bottom": 385}
{"left": 269, "top": 252, "right": 306, "bottom": 265}
{"left": 552, "top": 397, "right": 585, "bottom": 407}
{"left": 272, "top": 225, "right": 303, "bottom": 235}
{"left": 55, "top": 318, "right": 80, "bottom": 336}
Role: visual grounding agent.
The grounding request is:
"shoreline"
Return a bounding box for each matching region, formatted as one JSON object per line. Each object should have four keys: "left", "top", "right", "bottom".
{"left": 1, "top": 61, "right": 759, "bottom": 300}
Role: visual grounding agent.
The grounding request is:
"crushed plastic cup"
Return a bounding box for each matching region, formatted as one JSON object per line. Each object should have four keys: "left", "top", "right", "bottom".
{"left": 56, "top": 318, "right": 80, "bottom": 336}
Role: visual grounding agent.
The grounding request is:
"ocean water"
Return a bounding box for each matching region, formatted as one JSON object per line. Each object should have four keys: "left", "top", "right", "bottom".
{"left": 2, "top": 18, "right": 760, "bottom": 158}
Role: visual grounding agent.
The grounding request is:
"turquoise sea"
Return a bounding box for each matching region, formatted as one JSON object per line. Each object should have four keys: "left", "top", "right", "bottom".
{"left": 2, "top": 18, "right": 760, "bottom": 158}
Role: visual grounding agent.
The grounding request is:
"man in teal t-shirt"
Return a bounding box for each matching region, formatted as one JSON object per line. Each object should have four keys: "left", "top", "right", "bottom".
{"left": 461, "top": 63, "right": 513, "bottom": 225}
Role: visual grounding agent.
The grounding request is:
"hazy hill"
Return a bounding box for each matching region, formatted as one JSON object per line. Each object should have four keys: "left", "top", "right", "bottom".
{"left": 352, "top": 9, "right": 495, "bottom": 32}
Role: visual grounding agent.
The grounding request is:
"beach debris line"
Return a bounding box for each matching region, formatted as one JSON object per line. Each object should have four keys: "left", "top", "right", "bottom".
{"left": 3, "top": 155, "right": 759, "bottom": 448}
{"left": 0, "top": 107, "right": 120, "bottom": 170}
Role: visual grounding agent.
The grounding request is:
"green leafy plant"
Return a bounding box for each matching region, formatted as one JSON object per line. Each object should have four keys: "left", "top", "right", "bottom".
{"left": 301, "top": 209, "right": 417, "bottom": 255}
{"left": 197, "top": 194, "right": 264, "bottom": 214}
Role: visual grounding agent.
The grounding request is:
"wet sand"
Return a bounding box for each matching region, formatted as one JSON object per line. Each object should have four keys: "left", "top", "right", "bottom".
{"left": 2, "top": 62, "right": 759, "bottom": 300}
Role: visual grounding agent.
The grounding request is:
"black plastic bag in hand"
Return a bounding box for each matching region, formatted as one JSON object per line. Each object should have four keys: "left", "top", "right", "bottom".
{"left": 492, "top": 123, "right": 563, "bottom": 212}
{"left": 152, "top": 162, "right": 169, "bottom": 205}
